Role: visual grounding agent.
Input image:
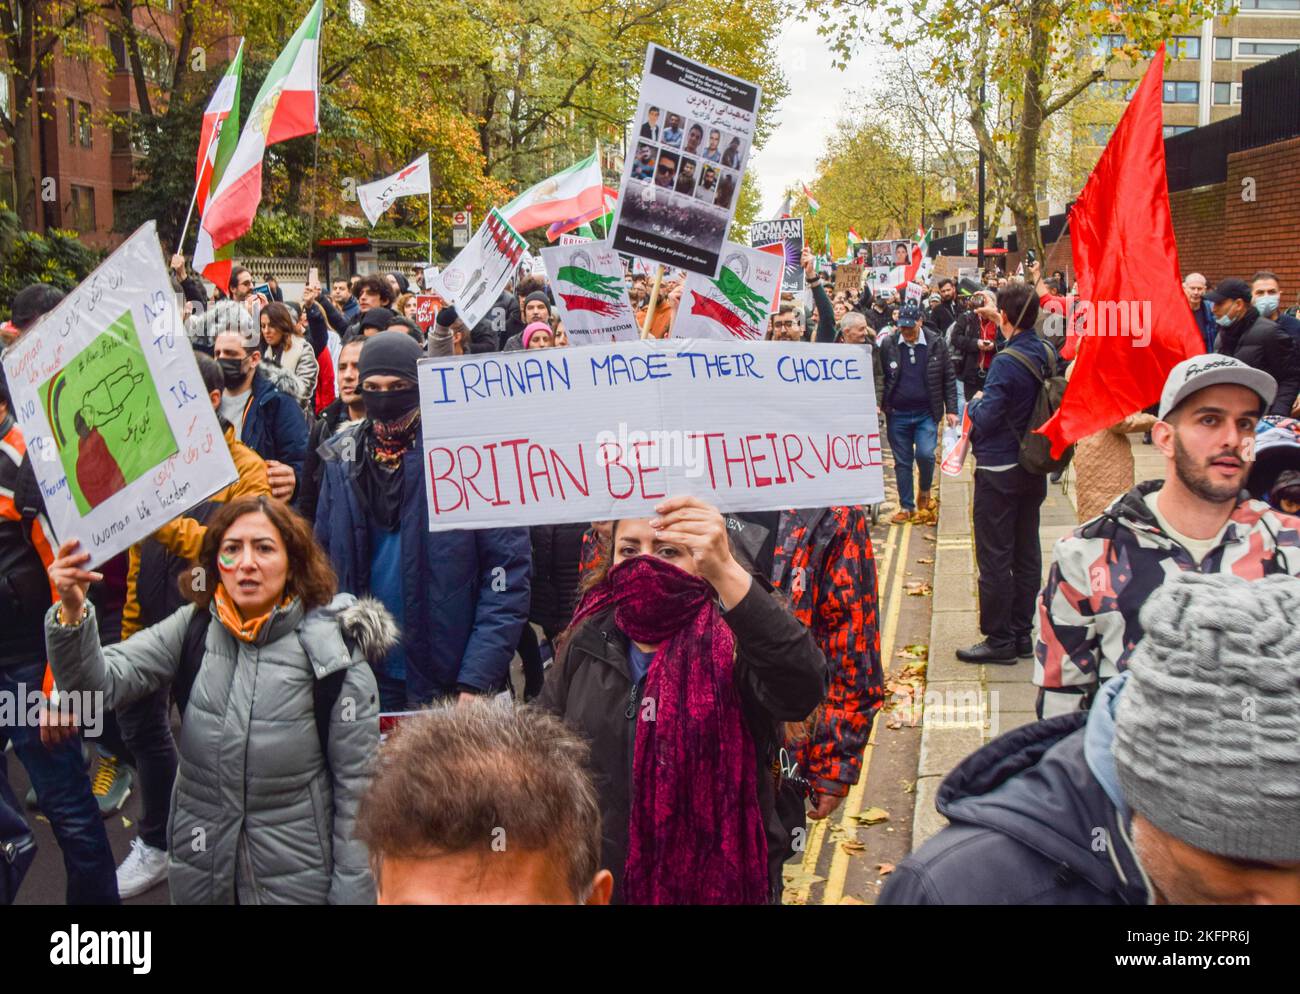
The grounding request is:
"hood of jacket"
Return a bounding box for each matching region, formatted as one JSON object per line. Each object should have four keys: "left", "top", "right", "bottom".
{"left": 257, "top": 359, "right": 302, "bottom": 403}
{"left": 935, "top": 712, "right": 1150, "bottom": 902}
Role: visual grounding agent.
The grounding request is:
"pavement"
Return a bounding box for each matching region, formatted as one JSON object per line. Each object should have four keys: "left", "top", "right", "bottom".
{"left": 912, "top": 436, "right": 1167, "bottom": 850}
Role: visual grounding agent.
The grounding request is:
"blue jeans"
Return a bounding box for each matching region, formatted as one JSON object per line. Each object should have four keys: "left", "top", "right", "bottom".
{"left": 887, "top": 409, "right": 938, "bottom": 511}
{"left": 0, "top": 662, "right": 119, "bottom": 904}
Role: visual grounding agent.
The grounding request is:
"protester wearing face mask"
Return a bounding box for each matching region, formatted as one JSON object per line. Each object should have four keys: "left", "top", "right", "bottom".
{"left": 1205, "top": 277, "right": 1300, "bottom": 416}
{"left": 1250, "top": 270, "right": 1300, "bottom": 347}
{"left": 314, "top": 333, "right": 532, "bottom": 711}
{"left": 539, "top": 496, "right": 827, "bottom": 904}
{"left": 212, "top": 323, "right": 308, "bottom": 502}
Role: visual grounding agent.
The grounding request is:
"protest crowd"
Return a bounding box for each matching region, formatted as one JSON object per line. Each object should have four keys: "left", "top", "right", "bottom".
{"left": 1, "top": 21, "right": 1298, "bottom": 915}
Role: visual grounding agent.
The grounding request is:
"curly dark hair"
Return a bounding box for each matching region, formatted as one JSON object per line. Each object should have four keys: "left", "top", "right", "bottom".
{"left": 356, "top": 274, "right": 395, "bottom": 306}
{"left": 181, "top": 495, "right": 336, "bottom": 610}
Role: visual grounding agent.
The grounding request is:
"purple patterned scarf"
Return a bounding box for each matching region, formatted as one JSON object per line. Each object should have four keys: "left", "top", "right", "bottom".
{"left": 569, "top": 555, "right": 769, "bottom": 904}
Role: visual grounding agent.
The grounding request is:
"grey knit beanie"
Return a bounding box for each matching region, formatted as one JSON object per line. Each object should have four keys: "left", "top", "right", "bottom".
{"left": 1113, "top": 571, "right": 1300, "bottom": 861}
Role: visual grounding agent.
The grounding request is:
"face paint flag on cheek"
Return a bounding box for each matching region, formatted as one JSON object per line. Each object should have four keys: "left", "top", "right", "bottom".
{"left": 218, "top": 552, "right": 237, "bottom": 572}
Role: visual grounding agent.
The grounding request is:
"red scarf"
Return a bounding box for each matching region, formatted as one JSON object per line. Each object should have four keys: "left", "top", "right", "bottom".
{"left": 569, "top": 555, "right": 769, "bottom": 904}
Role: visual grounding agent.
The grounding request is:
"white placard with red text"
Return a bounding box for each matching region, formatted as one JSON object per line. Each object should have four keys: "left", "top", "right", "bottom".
{"left": 416, "top": 339, "right": 883, "bottom": 530}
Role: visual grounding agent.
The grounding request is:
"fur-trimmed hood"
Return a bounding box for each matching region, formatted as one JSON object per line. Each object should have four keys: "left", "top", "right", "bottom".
{"left": 297, "top": 593, "right": 399, "bottom": 676}
{"left": 337, "top": 595, "right": 400, "bottom": 666}
{"left": 259, "top": 357, "right": 302, "bottom": 401}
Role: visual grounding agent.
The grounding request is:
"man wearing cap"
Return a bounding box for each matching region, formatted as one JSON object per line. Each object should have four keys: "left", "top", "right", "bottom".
{"left": 881, "top": 571, "right": 1300, "bottom": 905}
{"left": 1034, "top": 355, "right": 1300, "bottom": 718}
{"left": 878, "top": 300, "right": 958, "bottom": 524}
{"left": 1205, "top": 276, "right": 1300, "bottom": 416}
{"left": 314, "top": 332, "right": 531, "bottom": 711}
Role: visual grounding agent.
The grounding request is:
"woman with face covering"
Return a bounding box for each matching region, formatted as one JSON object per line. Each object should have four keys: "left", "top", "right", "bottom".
{"left": 260, "top": 301, "right": 319, "bottom": 414}
{"left": 43, "top": 496, "right": 388, "bottom": 904}
{"left": 538, "top": 496, "right": 828, "bottom": 904}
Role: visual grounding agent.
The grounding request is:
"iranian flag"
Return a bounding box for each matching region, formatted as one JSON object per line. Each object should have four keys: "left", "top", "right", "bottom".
{"left": 901, "top": 225, "right": 932, "bottom": 286}
{"left": 200, "top": 0, "right": 322, "bottom": 253}
{"left": 847, "top": 226, "right": 862, "bottom": 246}
{"left": 801, "top": 183, "right": 820, "bottom": 215}
{"left": 500, "top": 148, "right": 605, "bottom": 234}
{"left": 191, "top": 42, "right": 247, "bottom": 288}
{"left": 194, "top": 38, "right": 244, "bottom": 217}
{"left": 544, "top": 186, "right": 617, "bottom": 242}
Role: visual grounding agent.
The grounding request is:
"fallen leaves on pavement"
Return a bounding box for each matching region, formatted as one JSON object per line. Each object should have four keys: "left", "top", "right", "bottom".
{"left": 853, "top": 806, "right": 890, "bottom": 826}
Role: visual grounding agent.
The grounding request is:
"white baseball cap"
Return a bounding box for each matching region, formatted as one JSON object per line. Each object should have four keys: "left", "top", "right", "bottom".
{"left": 1158, "top": 354, "right": 1277, "bottom": 420}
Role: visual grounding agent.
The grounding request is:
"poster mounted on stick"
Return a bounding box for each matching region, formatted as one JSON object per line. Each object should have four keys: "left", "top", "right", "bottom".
{"left": 835, "top": 263, "right": 864, "bottom": 294}
{"left": 750, "top": 217, "right": 804, "bottom": 292}
{"left": 671, "top": 242, "right": 783, "bottom": 341}
{"left": 539, "top": 243, "right": 639, "bottom": 344}
{"left": 416, "top": 339, "right": 883, "bottom": 531}
{"left": 411, "top": 294, "right": 443, "bottom": 332}
{"left": 428, "top": 208, "right": 526, "bottom": 329}
{"left": 1, "top": 222, "right": 237, "bottom": 567}
{"left": 610, "top": 44, "right": 761, "bottom": 277}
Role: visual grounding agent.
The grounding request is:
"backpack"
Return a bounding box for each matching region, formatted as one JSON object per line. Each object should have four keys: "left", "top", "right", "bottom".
{"left": 173, "top": 609, "right": 347, "bottom": 772}
{"left": 999, "top": 345, "right": 1074, "bottom": 475}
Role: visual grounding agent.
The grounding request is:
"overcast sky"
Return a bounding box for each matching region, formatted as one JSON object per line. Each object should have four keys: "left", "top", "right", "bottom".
{"left": 750, "top": 15, "right": 857, "bottom": 217}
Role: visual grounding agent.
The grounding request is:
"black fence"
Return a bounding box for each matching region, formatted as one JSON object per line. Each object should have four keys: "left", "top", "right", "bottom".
{"left": 1240, "top": 48, "right": 1300, "bottom": 150}
{"left": 1165, "top": 116, "right": 1239, "bottom": 191}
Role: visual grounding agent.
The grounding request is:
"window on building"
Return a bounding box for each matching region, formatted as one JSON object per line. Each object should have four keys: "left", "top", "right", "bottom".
{"left": 110, "top": 33, "right": 129, "bottom": 73}
{"left": 1236, "top": 81, "right": 1245, "bottom": 103}
{"left": 1163, "top": 125, "right": 1196, "bottom": 138}
{"left": 69, "top": 184, "right": 96, "bottom": 232}
{"left": 1213, "top": 81, "right": 1232, "bottom": 104}
{"left": 1237, "top": 40, "right": 1300, "bottom": 58}
{"left": 1238, "top": 0, "right": 1300, "bottom": 10}
{"left": 65, "top": 98, "right": 76, "bottom": 144}
{"left": 0, "top": 73, "right": 11, "bottom": 121}
{"left": 1094, "top": 78, "right": 1134, "bottom": 100}
{"left": 138, "top": 36, "right": 173, "bottom": 85}
{"left": 1215, "top": 37, "right": 1233, "bottom": 60}
{"left": 1092, "top": 34, "right": 1127, "bottom": 58}
{"left": 1163, "top": 80, "right": 1199, "bottom": 103}
{"left": 1170, "top": 36, "right": 1201, "bottom": 60}
{"left": 1083, "top": 123, "right": 1115, "bottom": 146}
{"left": 78, "top": 102, "right": 92, "bottom": 148}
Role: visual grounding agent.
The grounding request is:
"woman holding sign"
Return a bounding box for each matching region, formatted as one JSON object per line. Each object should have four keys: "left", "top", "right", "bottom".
{"left": 43, "top": 496, "right": 387, "bottom": 904}
{"left": 539, "top": 496, "right": 828, "bottom": 905}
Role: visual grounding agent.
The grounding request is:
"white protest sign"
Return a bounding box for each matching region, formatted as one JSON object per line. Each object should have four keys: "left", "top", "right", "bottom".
{"left": 416, "top": 339, "right": 883, "bottom": 530}
{"left": 539, "top": 243, "right": 639, "bottom": 344}
{"left": 429, "top": 208, "right": 526, "bottom": 329}
{"left": 905, "top": 281, "right": 925, "bottom": 303}
{"left": 750, "top": 217, "right": 804, "bottom": 292}
{"left": 422, "top": 265, "right": 440, "bottom": 289}
{"left": 610, "top": 44, "right": 761, "bottom": 277}
{"left": 2, "top": 222, "right": 237, "bottom": 567}
{"left": 558, "top": 233, "right": 594, "bottom": 246}
{"left": 670, "top": 241, "right": 783, "bottom": 341}
{"left": 357, "top": 153, "right": 433, "bottom": 226}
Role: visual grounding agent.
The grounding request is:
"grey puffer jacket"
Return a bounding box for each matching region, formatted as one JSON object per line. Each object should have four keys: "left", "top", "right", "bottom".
{"left": 45, "top": 593, "right": 392, "bottom": 905}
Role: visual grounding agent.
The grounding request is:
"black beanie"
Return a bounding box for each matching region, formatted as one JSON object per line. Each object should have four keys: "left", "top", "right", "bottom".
{"left": 435, "top": 305, "right": 459, "bottom": 328}
{"left": 360, "top": 306, "right": 397, "bottom": 332}
{"left": 358, "top": 330, "right": 423, "bottom": 383}
{"left": 524, "top": 290, "right": 551, "bottom": 315}
{"left": 11, "top": 283, "right": 66, "bottom": 331}
{"left": 389, "top": 272, "right": 410, "bottom": 294}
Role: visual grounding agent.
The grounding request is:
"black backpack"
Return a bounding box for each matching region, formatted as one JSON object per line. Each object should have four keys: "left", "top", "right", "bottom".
{"left": 173, "top": 609, "right": 347, "bottom": 772}
{"left": 999, "top": 346, "right": 1074, "bottom": 475}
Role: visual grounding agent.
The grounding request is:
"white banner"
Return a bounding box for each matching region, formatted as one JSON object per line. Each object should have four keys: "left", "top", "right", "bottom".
{"left": 2, "top": 222, "right": 237, "bottom": 567}
{"left": 357, "top": 153, "right": 432, "bottom": 226}
{"left": 671, "top": 241, "right": 783, "bottom": 341}
{"left": 429, "top": 208, "right": 526, "bottom": 329}
{"left": 416, "top": 339, "right": 883, "bottom": 530}
{"left": 539, "top": 243, "right": 639, "bottom": 344}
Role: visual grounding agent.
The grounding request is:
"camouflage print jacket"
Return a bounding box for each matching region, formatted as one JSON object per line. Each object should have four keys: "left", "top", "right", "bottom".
{"left": 1035, "top": 480, "right": 1300, "bottom": 718}
{"left": 772, "top": 506, "right": 884, "bottom": 798}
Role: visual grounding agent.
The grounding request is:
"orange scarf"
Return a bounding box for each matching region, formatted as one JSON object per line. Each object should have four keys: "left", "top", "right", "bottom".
{"left": 214, "top": 585, "right": 289, "bottom": 643}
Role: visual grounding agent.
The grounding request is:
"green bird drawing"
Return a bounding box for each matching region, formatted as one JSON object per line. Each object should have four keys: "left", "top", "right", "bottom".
{"left": 557, "top": 266, "right": 623, "bottom": 300}
{"left": 710, "top": 266, "right": 768, "bottom": 324}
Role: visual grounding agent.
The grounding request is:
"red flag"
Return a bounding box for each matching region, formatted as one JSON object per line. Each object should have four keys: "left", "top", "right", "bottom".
{"left": 1038, "top": 43, "right": 1204, "bottom": 458}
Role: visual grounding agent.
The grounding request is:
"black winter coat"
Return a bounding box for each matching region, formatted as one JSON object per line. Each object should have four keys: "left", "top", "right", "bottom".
{"left": 297, "top": 398, "right": 356, "bottom": 527}
{"left": 538, "top": 578, "right": 828, "bottom": 904}
{"left": 949, "top": 310, "right": 1006, "bottom": 383}
{"left": 527, "top": 522, "right": 588, "bottom": 634}
{"left": 878, "top": 328, "right": 958, "bottom": 422}
{"left": 1215, "top": 307, "right": 1300, "bottom": 416}
{"left": 878, "top": 713, "right": 1150, "bottom": 905}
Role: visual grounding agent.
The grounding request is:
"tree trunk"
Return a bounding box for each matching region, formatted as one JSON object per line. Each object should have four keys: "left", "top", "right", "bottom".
{"left": 10, "top": 119, "right": 36, "bottom": 230}
{"left": 1010, "top": 0, "right": 1049, "bottom": 264}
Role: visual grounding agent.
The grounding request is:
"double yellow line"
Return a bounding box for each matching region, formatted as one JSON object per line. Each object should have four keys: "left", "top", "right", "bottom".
{"left": 785, "top": 519, "right": 912, "bottom": 905}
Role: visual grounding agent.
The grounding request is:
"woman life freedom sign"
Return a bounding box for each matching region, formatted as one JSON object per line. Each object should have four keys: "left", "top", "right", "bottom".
{"left": 417, "top": 339, "right": 883, "bottom": 530}
{"left": 2, "top": 222, "right": 236, "bottom": 567}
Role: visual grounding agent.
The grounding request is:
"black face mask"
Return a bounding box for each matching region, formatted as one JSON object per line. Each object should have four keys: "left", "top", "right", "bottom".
{"left": 362, "top": 386, "right": 419, "bottom": 423}
{"left": 219, "top": 357, "right": 249, "bottom": 391}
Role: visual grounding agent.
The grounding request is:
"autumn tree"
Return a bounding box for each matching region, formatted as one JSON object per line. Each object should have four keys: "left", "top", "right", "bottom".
{"left": 811, "top": 0, "right": 1219, "bottom": 259}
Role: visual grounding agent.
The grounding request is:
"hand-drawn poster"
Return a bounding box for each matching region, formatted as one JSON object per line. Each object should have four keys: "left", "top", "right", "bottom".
{"left": 2, "top": 222, "right": 237, "bottom": 567}
{"left": 609, "top": 45, "right": 761, "bottom": 278}
{"left": 539, "top": 243, "right": 639, "bottom": 344}
{"left": 670, "top": 241, "right": 783, "bottom": 341}
{"left": 429, "top": 208, "right": 526, "bottom": 329}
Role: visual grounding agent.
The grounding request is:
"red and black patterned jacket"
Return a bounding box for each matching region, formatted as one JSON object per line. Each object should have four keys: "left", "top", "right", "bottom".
{"left": 772, "top": 506, "right": 883, "bottom": 798}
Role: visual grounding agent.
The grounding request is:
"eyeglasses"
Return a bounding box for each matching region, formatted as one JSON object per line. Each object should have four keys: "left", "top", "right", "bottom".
{"left": 772, "top": 320, "right": 796, "bottom": 330}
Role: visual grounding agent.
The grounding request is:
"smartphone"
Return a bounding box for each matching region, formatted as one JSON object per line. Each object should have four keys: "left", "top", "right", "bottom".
{"left": 1025, "top": 249, "right": 1037, "bottom": 265}
{"left": 308, "top": 267, "right": 319, "bottom": 287}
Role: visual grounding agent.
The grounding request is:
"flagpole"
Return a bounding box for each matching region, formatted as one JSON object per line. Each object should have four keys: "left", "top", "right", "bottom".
{"left": 176, "top": 125, "right": 222, "bottom": 256}
{"left": 306, "top": 128, "right": 319, "bottom": 280}
{"left": 427, "top": 187, "right": 433, "bottom": 270}
{"left": 640, "top": 264, "right": 664, "bottom": 339}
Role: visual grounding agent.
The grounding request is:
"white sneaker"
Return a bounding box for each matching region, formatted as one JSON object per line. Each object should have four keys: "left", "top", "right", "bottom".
{"left": 116, "top": 838, "right": 168, "bottom": 899}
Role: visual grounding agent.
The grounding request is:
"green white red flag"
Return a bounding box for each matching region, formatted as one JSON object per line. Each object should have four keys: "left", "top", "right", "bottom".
{"left": 802, "top": 183, "right": 820, "bottom": 214}
{"left": 194, "top": 38, "right": 244, "bottom": 217}
{"left": 197, "top": 0, "right": 322, "bottom": 277}
{"left": 501, "top": 148, "right": 605, "bottom": 234}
